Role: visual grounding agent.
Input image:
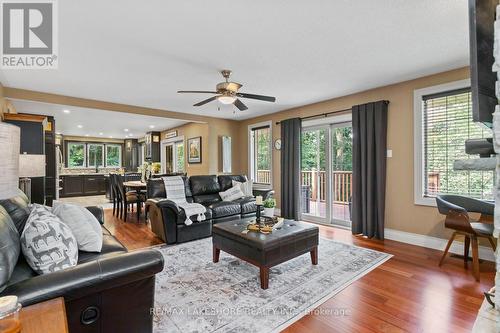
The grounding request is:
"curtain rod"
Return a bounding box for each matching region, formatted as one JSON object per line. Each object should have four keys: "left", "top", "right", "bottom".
{"left": 275, "top": 107, "right": 352, "bottom": 125}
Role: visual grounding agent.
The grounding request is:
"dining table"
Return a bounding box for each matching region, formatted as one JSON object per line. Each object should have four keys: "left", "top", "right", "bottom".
{"left": 123, "top": 180, "right": 147, "bottom": 220}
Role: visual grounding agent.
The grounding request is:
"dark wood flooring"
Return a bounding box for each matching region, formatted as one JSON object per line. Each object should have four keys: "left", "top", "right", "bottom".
{"left": 104, "top": 209, "right": 494, "bottom": 332}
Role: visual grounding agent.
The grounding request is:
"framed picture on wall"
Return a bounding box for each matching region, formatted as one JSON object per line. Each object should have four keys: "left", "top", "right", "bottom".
{"left": 188, "top": 136, "right": 202, "bottom": 164}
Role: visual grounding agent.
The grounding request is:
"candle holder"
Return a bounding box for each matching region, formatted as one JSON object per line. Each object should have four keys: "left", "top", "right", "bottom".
{"left": 256, "top": 204, "right": 262, "bottom": 224}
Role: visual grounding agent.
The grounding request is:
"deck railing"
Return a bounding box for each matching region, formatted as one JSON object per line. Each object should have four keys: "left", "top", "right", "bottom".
{"left": 256, "top": 169, "right": 353, "bottom": 204}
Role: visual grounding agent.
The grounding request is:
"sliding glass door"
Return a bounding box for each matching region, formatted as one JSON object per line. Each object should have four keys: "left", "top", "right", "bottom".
{"left": 300, "top": 120, "right": 352, "bottom": 226}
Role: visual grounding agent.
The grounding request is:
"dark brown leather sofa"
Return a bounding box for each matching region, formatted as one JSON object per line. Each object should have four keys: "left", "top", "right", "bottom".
{"left": 0, "top": 193, "right": 164, "bottom": 333}
{"left": 146, "top": 175, "right": 274, "bottom": 244}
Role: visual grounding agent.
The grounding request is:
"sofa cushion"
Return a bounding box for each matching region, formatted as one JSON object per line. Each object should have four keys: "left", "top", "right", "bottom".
{"left": 0, "top": 206, "right": 20, "bottom": 292}
{"left": 52, "top": 202, "right": 103, "bottom": 252}
{"left": 217, "top": 175, "right": 245, "bottom": 191}
{"left": 232, "top": 196, "right": 261, "bottom": 215}
{"left": 21, "top": 204, "right": 78, "bottom": 275}
{"left": 147, "top": 177, "right": 192, "bottom": 199}
{"left": 190, "top": 175, "right": 220, "bottom": 196}
{"left": 207, "top": 201, "right": 241, "bottom": 219}
{"left": 0, "top": 191, "right": 31, "bottom": 234}
{"left": 77, "top": 234, "right": 126, "bottom": 264}
{"left": 193, "top": 193, "right": 221, "bottom": 205}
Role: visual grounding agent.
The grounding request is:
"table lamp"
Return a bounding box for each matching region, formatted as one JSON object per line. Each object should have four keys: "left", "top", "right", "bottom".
{"left": 0, "top": 123, "right": 20, "bottom": 200}
{"left": 19, "top": 153, "right": 46, "bottom": 202}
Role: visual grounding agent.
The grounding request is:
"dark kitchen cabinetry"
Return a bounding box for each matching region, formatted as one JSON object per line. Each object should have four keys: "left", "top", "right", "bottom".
{"left": 123, "top": 139, "right": 139, "bottom": 171}
{"left": 44, "top": 116, "right": 56, "bottom": 206}
{"left": 144, "top": 131, "right": 160, "bottom": 162}
{"left": 60, "top": 175, "right": 106, "bottom": 197}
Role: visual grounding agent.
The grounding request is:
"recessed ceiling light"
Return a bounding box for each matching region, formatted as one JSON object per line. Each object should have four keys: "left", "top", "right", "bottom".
{"left": 129, "top": 133, "right": 134, "bottom": 136}
{"left": 109, "top": 136, "right": 113, "bottom": 139}
{"left": 99, "top": 132, "right": 103, "bottom": 135}
{"left": 124, "top": 129, "right": 129, "bottom": 132}
{"left": 85, "top": 134, "right": 89, "bottom": 137}
{"left": 63, "top": 109, "right": 70, "bottom": 114}
{"left": 149, "top": 125, "right": 155, "bottom": 129}
{"left": 77, "top": 125, "right": 83, "bottom": 128}
{"left": 56, "top": 132, "right": 61, "bottom": 135}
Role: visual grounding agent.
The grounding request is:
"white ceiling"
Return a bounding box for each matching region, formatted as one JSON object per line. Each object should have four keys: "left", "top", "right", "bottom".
{"left": 0, "top": 0, "right": 469, "bottom": 120}
{"left": 10, "top": 99, "right": 187, "bottom": 139}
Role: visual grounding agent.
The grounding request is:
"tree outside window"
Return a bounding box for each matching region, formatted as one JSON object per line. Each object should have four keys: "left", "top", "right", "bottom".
{"left": 106, "top": 145, "right": 121, "bottom": 167}
{"left": 88, "top": 144, "right": 104, "bottom": 167}
{"left": 68, "top": 143, "right": 85, "bottom": 167}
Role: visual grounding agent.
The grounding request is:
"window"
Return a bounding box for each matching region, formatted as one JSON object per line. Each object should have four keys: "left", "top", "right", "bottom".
{"left": 414, "top": 80, "right": 494, "bottom": 206}
{"left": 249, "top": 122, "right": 272, "bottom": 185}
{"left": 87, "top": 144, "right": 104, "bottom": 167}
{"left": 106, "top": 144, "right": 122, "bottom": 167}
{"left": 67, "top": 143, "right": 86, "bottom": 167}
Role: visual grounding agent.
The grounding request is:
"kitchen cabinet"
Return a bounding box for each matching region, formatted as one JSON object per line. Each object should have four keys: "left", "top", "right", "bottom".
{"left": 123, "top": 139, "right": 139, "bottom": 171}
{"left": 144, "top": 131, "right": 160, "bottom": 162}
{"left": 60, "top": 174, "right": 106, "bottom": 197}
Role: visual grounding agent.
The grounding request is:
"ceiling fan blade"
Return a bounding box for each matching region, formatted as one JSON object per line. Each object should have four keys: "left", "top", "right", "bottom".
{"left": 178, "top": 90, "right": 218, "bottom": 94}
{"left": 233, "top": 99, "right": 248, "bottom": 111}
{"left": 193, "top": 96, "right": 218, "bottom": 107}
{"left": 236, "top": 93, "right": 276, "bottom": 102}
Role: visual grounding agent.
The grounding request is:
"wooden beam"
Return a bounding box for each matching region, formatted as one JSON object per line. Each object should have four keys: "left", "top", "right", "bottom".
{"left": 4, "top": 87, "right": 212, "bottom": 123}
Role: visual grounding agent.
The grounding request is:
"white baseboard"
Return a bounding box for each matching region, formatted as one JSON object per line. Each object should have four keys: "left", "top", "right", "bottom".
{"left": 384, "top": 228, "right": 496, "bottom": 262}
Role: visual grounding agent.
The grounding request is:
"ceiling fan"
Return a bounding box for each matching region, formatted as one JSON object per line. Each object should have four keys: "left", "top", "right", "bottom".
{"left": 177, "top": 70, "right": 276, "bottom": 111}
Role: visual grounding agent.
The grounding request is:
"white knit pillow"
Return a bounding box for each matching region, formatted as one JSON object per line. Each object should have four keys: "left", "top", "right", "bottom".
{"left": 232, "top": 179, "right": 253, "bottom": 197}
{"left": 219, "top": 185, "right": 245, "bottom": 201}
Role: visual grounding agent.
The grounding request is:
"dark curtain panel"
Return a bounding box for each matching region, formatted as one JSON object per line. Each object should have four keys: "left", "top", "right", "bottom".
{"left": 351, "top": 100, "right": 389, "bottom": 239}
{"left": 281, "top": 118, "right": 301, "bottom": 220}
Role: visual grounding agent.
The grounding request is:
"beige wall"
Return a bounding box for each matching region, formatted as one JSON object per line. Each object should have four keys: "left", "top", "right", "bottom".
{"left": 236, "top": 67, "right": 470, "bottom": 240}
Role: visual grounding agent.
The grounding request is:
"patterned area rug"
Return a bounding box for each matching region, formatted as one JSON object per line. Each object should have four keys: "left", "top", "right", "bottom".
{"left": 153, "top": 237, "right": 391, "bottom": 333}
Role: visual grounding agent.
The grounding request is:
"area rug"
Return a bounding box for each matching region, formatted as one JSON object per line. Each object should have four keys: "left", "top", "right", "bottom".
{"left": 152, "top": 237, "right": 392, "bottom": 333}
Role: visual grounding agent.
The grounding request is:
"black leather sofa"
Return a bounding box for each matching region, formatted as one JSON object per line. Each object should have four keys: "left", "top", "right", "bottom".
{"left": 146, "top": 175, "right": 274, "bottom": 244}
{"left": 0, "top": 192, "right": 164, "bottom": 333}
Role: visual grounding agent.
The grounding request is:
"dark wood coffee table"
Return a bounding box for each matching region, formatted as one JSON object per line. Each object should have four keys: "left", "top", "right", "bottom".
{"left": 212, "top": 218, "right": 319, "bottom": 289}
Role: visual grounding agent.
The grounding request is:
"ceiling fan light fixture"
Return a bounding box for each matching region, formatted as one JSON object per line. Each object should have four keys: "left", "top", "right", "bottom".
{"left": 217, "top": 95, "right": 236, "bottom": 105}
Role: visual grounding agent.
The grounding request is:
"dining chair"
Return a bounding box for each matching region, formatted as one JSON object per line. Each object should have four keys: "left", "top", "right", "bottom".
{"left": 115, "top": 175, "right": 144, "bottom": 222}
{"left": 436, "top": 195, "right": 496, "bottom": 281}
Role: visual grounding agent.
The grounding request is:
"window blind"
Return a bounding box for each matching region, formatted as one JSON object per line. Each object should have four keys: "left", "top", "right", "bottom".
{"left": 422, "top": 88, "right": 493, "bottom": 199}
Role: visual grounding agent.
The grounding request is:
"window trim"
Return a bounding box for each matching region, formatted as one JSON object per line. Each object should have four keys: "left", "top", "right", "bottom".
{"left": 105, "top": 144, "right": 122, "bottom": 168}
{"left": 413, "top": 79, "right": 471, "bottom": 207}
{"left": 248, "top": 121, "right": 273, "bottom": 189}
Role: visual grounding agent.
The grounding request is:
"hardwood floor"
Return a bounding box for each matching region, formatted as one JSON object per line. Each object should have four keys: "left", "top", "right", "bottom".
{"left": 103, "top": 209, "right": 494, "bottom": 332}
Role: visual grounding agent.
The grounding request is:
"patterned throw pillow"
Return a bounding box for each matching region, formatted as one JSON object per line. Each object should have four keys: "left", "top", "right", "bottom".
{"left": 219, "top": 185, "right": 245, "bottom": 201}
{"left": 21, "top": 204, "right": 78, "bottom": 275}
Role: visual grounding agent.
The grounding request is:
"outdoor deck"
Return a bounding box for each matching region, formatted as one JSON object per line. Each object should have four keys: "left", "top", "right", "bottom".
{"left": 305, "top": 201, "right": 351, "bottom": 221}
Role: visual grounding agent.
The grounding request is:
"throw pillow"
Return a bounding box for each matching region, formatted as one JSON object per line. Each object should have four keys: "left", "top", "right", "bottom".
{"left": 52, "top": 202, "right": 103, "bottom": 252}
{"left": 0, "top": 196, "right": 30, "bottom": 235}
{"left": 21, "top": 204, "right": 78, "bottom": 275}
{"left": 219, "top": 185, "right": 245, "bottom": 202}
{"left": 232, "top": 178, "right": 253, "bottom": 197}
{"left": 0, "top": 206, "right": 20, "bottom": 292}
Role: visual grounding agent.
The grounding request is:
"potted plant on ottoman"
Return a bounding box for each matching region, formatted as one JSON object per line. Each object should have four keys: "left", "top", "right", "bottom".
{"left": 263, "top": 198, "right": 276, "bottom": 217}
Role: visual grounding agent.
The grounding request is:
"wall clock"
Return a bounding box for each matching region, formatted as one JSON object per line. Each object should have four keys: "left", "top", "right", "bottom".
{"left": 274, "top": 139, "right": 282, "bottom": 150}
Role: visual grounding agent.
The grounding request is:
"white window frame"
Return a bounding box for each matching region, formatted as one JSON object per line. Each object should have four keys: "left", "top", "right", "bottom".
{"left": 160, "top": 136, "right": 185, "bottom": 174}
{"left": 413, "top": 79, "right": 471, "bottom": 206}
{"left": 248, "top": 121, "right": 273, "bottom": 189}
{"left": 105, "top": 144, "right": 122, "bottom": 168}
{"left": 67, "top": 142, "right": 86, "bottom": 168}
{"left": 87, "top": 143, "right": 105, "bottom": 168}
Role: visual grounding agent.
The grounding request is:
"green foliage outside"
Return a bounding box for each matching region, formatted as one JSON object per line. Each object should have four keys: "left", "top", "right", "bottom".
{"left": 106, "top": 145, "right": 120, "bottom": 167}
{"left": 176, "top": 143, "right": 185, "bottom": 172}
{"left": 88, "top": 144, "right": 103, "bottom": 167}
{"left": 300, "top": 127, "right": 352, "bottom": 171}
{"left": 68, "top": 143, "right": 85, "bottom": 167}
{"left": 256, "top": 128, "right": 270, "bottom": 170}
